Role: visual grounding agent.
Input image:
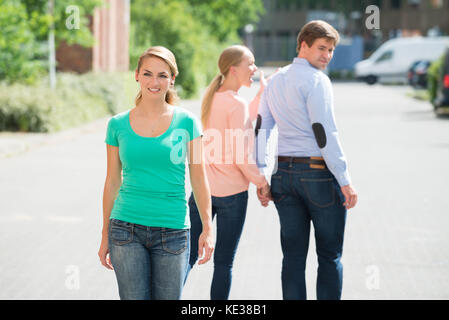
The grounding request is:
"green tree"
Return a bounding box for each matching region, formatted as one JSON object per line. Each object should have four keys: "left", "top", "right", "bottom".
{"left": 0, "top": 0, "right": 43, "bottom": 83}
{"left": 186, "top": 0, "right": 265, "bottom": 42}
{"left": 0, "top": 0, "right": 102, "bottom": 84}
{"left": 130, "top": 0, "right": 264, "bottom": 98}
{"left": 21, "top": 0, "right": 102, "bottom": 46}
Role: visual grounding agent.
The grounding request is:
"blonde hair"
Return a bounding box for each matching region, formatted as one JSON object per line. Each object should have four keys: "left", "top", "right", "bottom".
{"left": 135, "top": 46, "right": 180, "bottom": 106}
{"left": 201, "top": 45, "right": 252, "bottom": 128}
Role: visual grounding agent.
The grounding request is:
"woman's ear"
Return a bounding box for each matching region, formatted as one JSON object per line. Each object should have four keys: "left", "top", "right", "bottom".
{"left": 135, "top": 69, "right": 139, "bottom": 82}
{"left": 171, "top": 75, "right": 176, "bottom": 86}
{"left": 229, "top": 65, "right": 238, "bottom": 77}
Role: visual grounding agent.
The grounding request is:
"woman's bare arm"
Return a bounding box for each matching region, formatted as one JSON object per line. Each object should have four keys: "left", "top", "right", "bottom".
{"left": 188, "top": 136, "right": 214, "bottom": 265}
{"left": 98, "top": 144, "right": 122, "bottom": 269}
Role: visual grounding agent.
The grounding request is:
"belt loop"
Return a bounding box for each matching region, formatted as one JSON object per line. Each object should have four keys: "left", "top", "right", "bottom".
{"left": 288, "top": 157, "right": 293, "bottom": 168}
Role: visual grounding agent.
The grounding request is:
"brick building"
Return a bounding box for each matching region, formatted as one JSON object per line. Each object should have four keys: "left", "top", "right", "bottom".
{"left": 56, "top": 0, "right": 130, "bottom": 73}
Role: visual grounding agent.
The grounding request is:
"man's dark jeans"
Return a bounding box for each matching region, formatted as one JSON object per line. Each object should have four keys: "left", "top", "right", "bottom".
{"left": 270, "top": 161, "right": 347, "bottom": 300}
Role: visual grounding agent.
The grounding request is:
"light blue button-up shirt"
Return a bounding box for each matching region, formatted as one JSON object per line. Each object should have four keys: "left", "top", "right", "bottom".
{"left": 256, "top": 57, "right": 351, "bottom": 187}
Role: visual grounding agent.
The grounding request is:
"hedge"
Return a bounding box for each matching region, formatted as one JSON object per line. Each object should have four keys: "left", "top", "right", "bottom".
{"left": 0, "top": 72, "right": 136, "bottom": 132}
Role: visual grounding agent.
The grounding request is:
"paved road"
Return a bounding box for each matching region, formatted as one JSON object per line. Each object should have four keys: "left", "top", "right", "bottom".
{"left": 1, "top": 82, "right": 448, "bottom": 299}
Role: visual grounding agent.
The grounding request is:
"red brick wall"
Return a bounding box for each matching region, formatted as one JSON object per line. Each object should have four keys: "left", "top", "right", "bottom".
{"left": 56, "top": 0, "right": 129, "bottom": 74}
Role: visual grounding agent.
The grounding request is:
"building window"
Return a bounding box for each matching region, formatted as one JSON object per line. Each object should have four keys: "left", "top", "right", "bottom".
{"left": 408, "top": 0, "right": 420, "bottom": 8}
{"left": 294, "top": 0, "right": 304, "bottom": 9}
{"left": 375, "top": 50, "right": 393, "bottom": 63}
{"left": 275, "top": 0, "right": 292, "bottom": 11}
{"left": 391, "top": 0, "right": 401, "bottom": 9}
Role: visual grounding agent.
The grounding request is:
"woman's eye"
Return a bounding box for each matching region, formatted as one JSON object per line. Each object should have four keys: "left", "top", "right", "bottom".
{"left": 159, "top": 75, "right": 168, "bottom": 78}
{"left": 144, "top": 73, "right": 150, "bottom": 76}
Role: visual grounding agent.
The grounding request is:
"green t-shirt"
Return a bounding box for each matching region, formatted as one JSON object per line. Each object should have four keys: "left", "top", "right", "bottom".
{"left": 105, "top": 107, "right": 202, "bottom": 229}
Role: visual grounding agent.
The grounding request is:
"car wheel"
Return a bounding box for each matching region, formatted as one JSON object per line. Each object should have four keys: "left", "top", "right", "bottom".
{"left": 366, "top": 75, "right": 377, "bottom": 85}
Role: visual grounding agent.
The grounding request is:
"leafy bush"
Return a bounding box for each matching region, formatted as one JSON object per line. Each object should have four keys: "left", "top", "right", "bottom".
{"left": 427, "top": 55, "right": 444, "bottom": 104}
{"left": 0, "top": 0, "right": 45, "bottom": 84}
{"left": 0, "top": 72, "right": 134, "bottom": 132}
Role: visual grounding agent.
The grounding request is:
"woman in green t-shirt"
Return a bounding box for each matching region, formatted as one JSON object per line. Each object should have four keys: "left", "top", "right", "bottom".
{"left": 98, "top": 46, "right": 214, "bottom": 300}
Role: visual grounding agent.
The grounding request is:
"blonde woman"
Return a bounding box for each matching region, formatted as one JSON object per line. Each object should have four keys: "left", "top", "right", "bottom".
{"left": 185, "top": 45, "right": 271, "bottom": 299}
{"left": 98, "top": 46, "right": 214, "bottom": 300}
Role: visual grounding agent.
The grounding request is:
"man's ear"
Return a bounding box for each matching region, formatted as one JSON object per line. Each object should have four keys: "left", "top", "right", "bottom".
{"left": 301, "top": 40, "right": 309, "bottom": 51}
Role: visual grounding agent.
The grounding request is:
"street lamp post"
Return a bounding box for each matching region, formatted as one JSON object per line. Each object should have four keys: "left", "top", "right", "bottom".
{"left": 244, "top": 24, "right": 254, "bottom": 52}
{"left": 48, "top": 0, "right": 56, "bottom": 89}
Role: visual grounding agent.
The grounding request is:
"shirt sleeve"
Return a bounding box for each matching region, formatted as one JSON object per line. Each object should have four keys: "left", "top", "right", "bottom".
{"left": 105, "top": 118, "right": 119, "bottom": 147}
{"left": 228, "top": 102, "right": 267, "bottom": 188}
{"left": 255, "top": 89, "right": 276, "bottom": 169}
{"left": 306, "top": 75, "right": 351, "bottom": 187}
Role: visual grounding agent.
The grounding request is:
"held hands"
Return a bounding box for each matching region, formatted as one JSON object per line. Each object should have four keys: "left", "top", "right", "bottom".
{"left": 257, "top": 182, "right": 272, "bottom": 207}
{"left": 340, "top": 184, "right": 358, "bottom": 210}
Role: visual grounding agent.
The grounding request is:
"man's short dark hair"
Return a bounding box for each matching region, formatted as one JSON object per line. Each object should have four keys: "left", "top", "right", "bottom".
{"left": 296, "top": 20, "right": 340, "bottom": 53}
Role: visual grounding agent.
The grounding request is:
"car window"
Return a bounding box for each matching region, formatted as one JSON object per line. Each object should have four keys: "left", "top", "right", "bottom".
{"left": 375, "top": 50, "right": 393, "bottom": 63}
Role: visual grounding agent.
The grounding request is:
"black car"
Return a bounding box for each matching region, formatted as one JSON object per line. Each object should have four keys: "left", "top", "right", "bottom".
{"left": 432, "top": 48, "right": 449, "bottom": 115}
{"left": 408, "top": 60, "right": 431, "bottom": 88}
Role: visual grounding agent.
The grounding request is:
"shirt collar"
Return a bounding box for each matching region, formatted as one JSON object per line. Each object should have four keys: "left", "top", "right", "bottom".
{"left": 293, "top": 57, "right": 314, "bottom": 68}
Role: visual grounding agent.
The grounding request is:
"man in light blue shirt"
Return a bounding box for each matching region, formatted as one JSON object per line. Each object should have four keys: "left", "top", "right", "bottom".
{"left": 256, "top": 20, "right": 357, "bottom": 300}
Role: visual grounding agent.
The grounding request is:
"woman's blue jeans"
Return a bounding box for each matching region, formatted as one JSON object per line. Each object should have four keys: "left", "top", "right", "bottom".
{"left": 270, "top": 162, "right": 347, "bottom": 300}
{"left": 108, "top": 218, "right": 190, "bottom": 300}
{"left": 186, "top": 190, "right": 248, "bottom": 300}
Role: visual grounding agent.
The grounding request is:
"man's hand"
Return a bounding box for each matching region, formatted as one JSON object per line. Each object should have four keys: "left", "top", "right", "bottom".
{"left": 340, "top": 184, "right": 358, "bottom": 210}
{"left": 257, "top": 183, "right": 272, "bottom": 207}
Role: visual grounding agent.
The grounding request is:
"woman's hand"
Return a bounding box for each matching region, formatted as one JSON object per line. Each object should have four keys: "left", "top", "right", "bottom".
{"left": 197, "top": 227, "right": 214, "bottom": 265}
{"left": 257, "top": 182, "right": 272, "bottom": 207}
{"left": 257, "top": 68, "right": 280, "bottom": 96}
{"left": 98, "top": 236, "right": 113, "bottom": 270}
{"left": 257, "top": 70, "right": 267, "bottom": 96}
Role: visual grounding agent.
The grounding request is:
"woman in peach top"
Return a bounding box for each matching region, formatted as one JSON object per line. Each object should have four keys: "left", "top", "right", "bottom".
{"left": 185, "top": 45, "right": 271, "bottom": 299}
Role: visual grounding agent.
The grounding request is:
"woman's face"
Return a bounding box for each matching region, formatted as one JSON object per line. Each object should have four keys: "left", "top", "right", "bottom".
{"left": 135, "top": 56, "right": 174, "bottom": 101}
{"left": 231, "top": 51, "right": 258, "bottom": 88}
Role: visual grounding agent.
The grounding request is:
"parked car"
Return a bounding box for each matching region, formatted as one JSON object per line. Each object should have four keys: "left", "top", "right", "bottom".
{"left": 355, "top": 37, "right": 449, "bottom": 85}
{"left": 408, "top": 60, "right": 431, "bottom": 88}
{"left": 431, "top": 48, "right": 449, "bottom": 115}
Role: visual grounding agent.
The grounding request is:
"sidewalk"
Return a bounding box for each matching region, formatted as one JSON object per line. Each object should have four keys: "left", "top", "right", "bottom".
{"left": 0, "top": 117, "right": 111, "bottom": 159}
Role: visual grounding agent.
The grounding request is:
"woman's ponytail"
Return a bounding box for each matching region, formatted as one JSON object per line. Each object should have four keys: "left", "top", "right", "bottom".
{"left": 201, "top": 74, "right": 223, "bottom": 128}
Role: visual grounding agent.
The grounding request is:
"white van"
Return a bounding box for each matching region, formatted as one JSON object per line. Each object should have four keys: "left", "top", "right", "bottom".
{"left": 354, "top": 37, "right": 449, "bottom": 85}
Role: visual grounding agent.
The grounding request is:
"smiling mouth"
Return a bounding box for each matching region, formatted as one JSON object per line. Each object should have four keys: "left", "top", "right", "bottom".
{"left": 148, "top": 88, "right": 161, "bottom": 93}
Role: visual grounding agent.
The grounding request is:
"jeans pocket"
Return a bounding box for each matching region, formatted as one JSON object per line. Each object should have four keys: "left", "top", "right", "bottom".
{"left": 109, "top": 219, "right": 134, "bottom": 246}
{"left": 270, "top": 174, "right": 286, "bottom": 203}
{"left": 301, "top": 177, "right": 335, "bottom": 208}
{"left": 213, "top": 193, "right": 238, "bottom": 208}
{"left": 162, "top": 228, "right": 188, "bottom": 254}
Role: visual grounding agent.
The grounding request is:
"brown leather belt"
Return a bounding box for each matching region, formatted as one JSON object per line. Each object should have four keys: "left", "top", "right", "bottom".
{"left": 277, "top": 156, "right": 327, "bottom": 169}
